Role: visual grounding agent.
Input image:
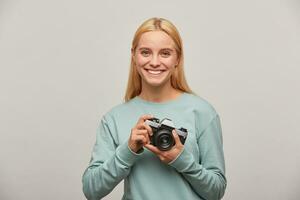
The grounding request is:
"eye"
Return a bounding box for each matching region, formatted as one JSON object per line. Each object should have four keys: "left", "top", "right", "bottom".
{"left": 141, "top": 50, "right": 150, "bottom": 57}
{"left": 161, "top": 51, "right": 171, "bottom": 58}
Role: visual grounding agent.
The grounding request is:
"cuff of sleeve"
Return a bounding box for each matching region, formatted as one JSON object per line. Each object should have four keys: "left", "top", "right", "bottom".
{"left": 168, "top": 147, "right": 194, "bottom": 172}
{"left": 115, "top": 142, "right": 143, "bottom": 167}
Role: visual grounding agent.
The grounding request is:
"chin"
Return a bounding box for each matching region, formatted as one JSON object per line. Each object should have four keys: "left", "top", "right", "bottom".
{"left": 142, "top": 78, "right": 170, "bottom": 88}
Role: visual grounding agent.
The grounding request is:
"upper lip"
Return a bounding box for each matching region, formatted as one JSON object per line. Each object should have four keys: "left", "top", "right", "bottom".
{"left": 145, "top": 68, "right": 166, "bottom": 71}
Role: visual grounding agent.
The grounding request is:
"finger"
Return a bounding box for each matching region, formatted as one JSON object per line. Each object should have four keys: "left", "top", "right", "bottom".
{"left": 143, "top": 123, "right": 153, "bottom": 136}
{"left": 135, "top": 135, "right": 148, "bottom": 145}
{"left": 136, "top": 123, "right": 147, "bottom": 130}
{"left": 145, "top": 132, "right": 150, "bottom": 144}
{"left": 137, "top": 114, "right": 154, "bottom": 124}
{"left": 136, "top": 122, "right": 153, "bottom": 136}
{"left": 172, "top": 130, "right": 182, "bottom": 146}
{"left": 144, "top": 144, "right": 161, "bottom": 154}
{"left": 136, "top": 129, "right": 150, "bottom": 144}
{"left": 134, "top": 129, "right": 148, "bottom": 135}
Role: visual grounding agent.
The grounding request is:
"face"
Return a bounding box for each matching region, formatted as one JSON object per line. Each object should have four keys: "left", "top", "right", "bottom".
{"left": 133, "top": 31, "right": 179, "bottom": 88}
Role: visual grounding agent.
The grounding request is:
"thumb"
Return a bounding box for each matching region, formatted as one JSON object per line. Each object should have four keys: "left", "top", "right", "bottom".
{"left": 172, "top": 130, "right": 182, "bottom": 145}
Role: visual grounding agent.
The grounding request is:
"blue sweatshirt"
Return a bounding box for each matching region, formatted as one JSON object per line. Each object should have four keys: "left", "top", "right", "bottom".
{"left": 82, "top": 92, "right": 226, "bottom": 200}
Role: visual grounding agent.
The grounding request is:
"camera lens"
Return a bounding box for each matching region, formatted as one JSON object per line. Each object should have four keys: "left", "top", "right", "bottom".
{"left": 155, "top": 130, "right": 174, "bottom": 151}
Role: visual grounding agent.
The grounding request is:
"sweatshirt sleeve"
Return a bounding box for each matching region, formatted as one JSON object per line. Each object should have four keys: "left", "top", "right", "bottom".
{"left": 82, "top": 116, "right": 142, "bottom": 200}
{"left": 168, "top": 114, "right": 227, "bottom": 200}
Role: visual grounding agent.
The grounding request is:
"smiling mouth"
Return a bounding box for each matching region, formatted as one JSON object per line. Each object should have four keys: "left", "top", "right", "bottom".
{"left": 144, "top": 69, "right": 165, "bottom": 75}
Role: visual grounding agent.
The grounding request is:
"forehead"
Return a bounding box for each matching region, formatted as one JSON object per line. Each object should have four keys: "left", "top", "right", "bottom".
{"left": 137, "top": 31, "right": 175, "bottom": 49}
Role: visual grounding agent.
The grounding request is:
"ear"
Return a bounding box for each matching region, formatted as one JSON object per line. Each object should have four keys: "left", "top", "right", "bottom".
{"left": 131, "top": 48, "right": 136, "bottom": 62}
{"left": 175, "top": 53, "right": 180, "bottom": 66}
{"left": 175, "top": 58, "right": 179, "bottom": 67}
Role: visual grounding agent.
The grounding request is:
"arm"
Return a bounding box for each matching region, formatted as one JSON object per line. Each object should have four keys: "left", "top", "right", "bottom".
{"left": 168, "top": 114, "right": 227, "bottom": 200}
{"left": 82, "top": 116, "right": 141, "bottom": 200}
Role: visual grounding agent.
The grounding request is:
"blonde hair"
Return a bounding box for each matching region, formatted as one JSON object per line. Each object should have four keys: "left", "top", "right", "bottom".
{"left": 124, "top": 17, "right": 195, "bottom": 102}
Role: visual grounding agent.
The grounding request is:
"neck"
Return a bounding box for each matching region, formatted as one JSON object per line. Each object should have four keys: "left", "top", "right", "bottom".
{"left": 139, "top": 81, "right": 182, "bottom": 103}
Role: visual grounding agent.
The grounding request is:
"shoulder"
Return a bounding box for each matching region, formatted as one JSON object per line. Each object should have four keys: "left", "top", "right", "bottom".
{"left": 184, "top": 93, "right": 218, "bottom": 117}
{"left": 184, "top": 93, "right": 221, "bottom": 137}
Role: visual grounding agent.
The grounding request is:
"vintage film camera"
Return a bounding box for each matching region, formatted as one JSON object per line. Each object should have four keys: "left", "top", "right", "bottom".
{"left": 145, "top": 117, "right": 188, "bottom": 151}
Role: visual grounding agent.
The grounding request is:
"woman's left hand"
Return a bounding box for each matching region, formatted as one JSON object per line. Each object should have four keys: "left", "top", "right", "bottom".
{"left": 144, "top": 130, "right": 184, "bottom": 164}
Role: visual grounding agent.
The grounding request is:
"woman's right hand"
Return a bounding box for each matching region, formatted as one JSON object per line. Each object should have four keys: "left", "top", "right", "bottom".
{"left": 128, "top": 114, "right": 153, "bottom": 153}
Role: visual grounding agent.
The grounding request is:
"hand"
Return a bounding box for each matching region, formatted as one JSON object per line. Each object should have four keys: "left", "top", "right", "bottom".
{"left": 128, "top": 114, "right": 153, "bottom": 153}
{"left": 145, "top": 130, "right": 184, "bottom": 163}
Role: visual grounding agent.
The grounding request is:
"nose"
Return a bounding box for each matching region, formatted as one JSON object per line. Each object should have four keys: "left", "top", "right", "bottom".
{"left": 149, "top": 54, "right": 160, "bottom": 67}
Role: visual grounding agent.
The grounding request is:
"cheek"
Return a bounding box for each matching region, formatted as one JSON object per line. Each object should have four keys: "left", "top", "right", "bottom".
{"left": 135, "top": 55, "right": 149, "bottom": 67}
{"left": 163, "top": 58, "right": 177, "bottom": 68}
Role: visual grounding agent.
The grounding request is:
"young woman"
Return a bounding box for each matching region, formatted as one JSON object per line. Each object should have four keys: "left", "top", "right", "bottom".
{"left": 82, "top": 17, "right": 227, "bottom": 200}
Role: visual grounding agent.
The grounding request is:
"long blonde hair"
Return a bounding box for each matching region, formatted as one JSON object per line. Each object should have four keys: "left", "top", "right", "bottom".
{"left": 124, "top": 17, "right": 194, "bottom": 102}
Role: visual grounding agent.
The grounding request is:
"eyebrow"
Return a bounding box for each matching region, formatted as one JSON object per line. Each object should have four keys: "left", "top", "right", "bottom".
{"left": 137, "top": 47, "right": 174, "bottom": 51}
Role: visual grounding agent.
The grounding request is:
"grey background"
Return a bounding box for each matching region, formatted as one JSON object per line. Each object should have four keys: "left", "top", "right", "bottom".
{"left": 0, "top": 0, "right": 299, "bottom": 199}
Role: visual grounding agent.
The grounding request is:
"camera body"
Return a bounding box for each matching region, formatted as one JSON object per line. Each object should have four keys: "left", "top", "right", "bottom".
{"left": 145, "top": 117, "right": 188, "bottom": 151}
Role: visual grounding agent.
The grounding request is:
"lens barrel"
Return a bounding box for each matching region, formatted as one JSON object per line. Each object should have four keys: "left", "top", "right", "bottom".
{"left": 155, "top": 129, "right": 174, "bottom": 151}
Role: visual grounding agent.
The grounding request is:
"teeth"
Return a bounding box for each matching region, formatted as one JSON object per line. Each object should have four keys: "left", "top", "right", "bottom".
{"left": 148, "top": 70, "right": 162, "bottom": 75}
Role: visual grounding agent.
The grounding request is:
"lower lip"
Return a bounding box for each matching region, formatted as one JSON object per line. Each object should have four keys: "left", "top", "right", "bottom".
{"left": 144, "top": 69, "right": 165, "bottom": 76}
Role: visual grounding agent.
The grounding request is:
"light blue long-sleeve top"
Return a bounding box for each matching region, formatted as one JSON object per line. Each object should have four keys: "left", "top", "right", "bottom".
{"left": 82, "top": 92, "right": 227, "bottom": 200}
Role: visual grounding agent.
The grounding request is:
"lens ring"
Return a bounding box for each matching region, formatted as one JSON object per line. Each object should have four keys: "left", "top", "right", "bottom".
{"left": 155, "top": 130, "right": 174, "bottom": 151}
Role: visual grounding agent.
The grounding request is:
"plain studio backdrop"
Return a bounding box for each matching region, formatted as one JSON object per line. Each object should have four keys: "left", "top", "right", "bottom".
{"left": 0, "top": 0, "right": 299, "bottom": 199}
